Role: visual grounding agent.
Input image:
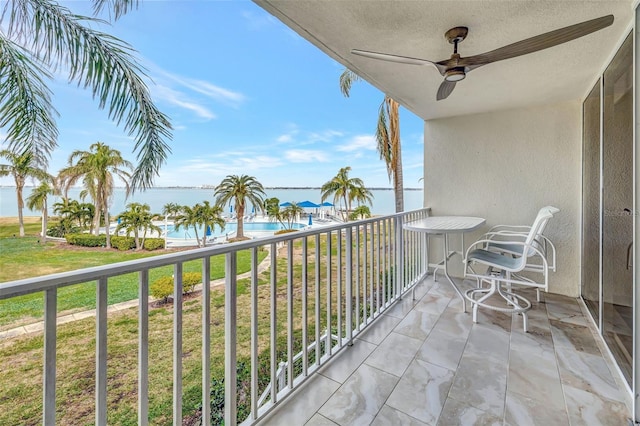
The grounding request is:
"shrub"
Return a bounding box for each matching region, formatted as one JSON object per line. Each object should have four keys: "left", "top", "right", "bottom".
{"left": 111, "top": 236, "right": 135, "bottom": 251}
{"left": 182, "top": 272, "right": 201, "bottom": 293}
{"left": 65, "top": 233, "right": 106, "bottom": 247}
{"left": 143, "top": 238, "right": 165, "bottom": 251}
{"left": 150, "top": 276, "right": 174, "bottom": 302}
{"left": 150, "top": 272, "right": 202, "bottom": 301}
{"left": 47, "top": 223, "right": 80, "bottom": 238}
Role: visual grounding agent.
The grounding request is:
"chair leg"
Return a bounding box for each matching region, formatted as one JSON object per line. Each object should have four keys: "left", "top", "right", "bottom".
{"left": 536, "top": 288, "right": 541, "bottom": 302}
{"left": 522, "top": 311, "right": 528, "bottom": 333}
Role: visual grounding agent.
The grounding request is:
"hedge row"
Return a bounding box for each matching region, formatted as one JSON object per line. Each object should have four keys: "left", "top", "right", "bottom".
{"left": 65, "top": 234, "right": 165, "bottom": 251}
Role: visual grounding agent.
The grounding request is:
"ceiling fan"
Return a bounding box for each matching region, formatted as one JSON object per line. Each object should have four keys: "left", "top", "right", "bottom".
{"left": 352, "top": 15, "right": 614, "bottom": 101}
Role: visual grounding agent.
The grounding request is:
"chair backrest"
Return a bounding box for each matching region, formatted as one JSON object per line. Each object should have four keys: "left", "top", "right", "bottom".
{"left": 522, "top": 205, "right": 559, "bottom": 260}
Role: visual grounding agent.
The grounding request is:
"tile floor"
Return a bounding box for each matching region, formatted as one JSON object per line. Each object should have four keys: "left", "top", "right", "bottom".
{"left": 259, "top": 275, "right": 632, "bottom": 426}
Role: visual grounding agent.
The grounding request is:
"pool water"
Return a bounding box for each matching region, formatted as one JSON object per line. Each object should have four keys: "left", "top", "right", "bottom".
{"left": 165, "top": 222, "right": 304, "bottom": 239}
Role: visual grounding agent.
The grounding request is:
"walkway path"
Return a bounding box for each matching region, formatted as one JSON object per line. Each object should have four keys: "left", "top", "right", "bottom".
{"left": 0, "top": 247, "right": 274, "bottom": 340}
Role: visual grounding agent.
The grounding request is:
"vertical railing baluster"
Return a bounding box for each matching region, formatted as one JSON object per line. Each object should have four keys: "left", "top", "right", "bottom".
{"left": 270, "top": 243, "right": 278, "bottom": 403}
{"left": 287, "top": 239, "right": 294, "bottom": 390}
{"left": 363, "top": 225, "right": 368, "bottom": 323}
{"left": 382, "top": 219, "right": 388, "bottom": 308}
{"left": 43, "top": 288, "right": 57, "bottom": 426}
{"left": 369, "top": 223, "right": 374, "bottom": 316}
{"left": 337, "top": 230, "right": 342, "bottom": 347}
{"left": 138, "top": 270, "right": 149, "bottom": 426}
{"left": 315, "top": 234, "right": 321, "bottom": 366}
{"left": 355, "top": 225, "right": 361, "bottom": 331}
{"left": 173, "top": 263, "right": 183, "bottom": 426}
{"left": 202, "top": 258, "right": 211, "bottom": 426}
{"left": 395, "top": 216, "right": 404, "bottom": 298}
{"left": 302, "top": 237, "right": 308, "bottom": 377}
{"left": 224, "top": 253, "right": 237, "bottom": 425}
{"left": 326, "top": 231, "right": 332, "bottom": 355}
{"left": 345, "top": 226, "right": 353, "bottom": 345}
{"left": 376, "top": 220, "right": 381, "bottom": 313}
{"left": 96, "top": 277, "right": 107, "bottom": 426}
{"left": 250, "top": 248, "right": 259, "bottom": 421}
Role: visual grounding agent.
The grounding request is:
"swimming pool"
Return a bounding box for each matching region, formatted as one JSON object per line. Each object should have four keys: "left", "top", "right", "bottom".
{"left": 164, "top": 221, "right": 305, "bottom": 239}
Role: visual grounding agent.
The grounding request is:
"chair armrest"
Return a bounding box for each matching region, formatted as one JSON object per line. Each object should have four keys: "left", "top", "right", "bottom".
{"left": 487, "top": 225, "right": 531, "bottom": 233}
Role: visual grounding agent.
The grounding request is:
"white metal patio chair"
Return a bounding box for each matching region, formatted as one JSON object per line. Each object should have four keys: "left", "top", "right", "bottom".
{"left": 481, "top": 206, "right": 559, "bottom": 302}
{"left": 463, "top": 206, "right": 558, "bottom": 332}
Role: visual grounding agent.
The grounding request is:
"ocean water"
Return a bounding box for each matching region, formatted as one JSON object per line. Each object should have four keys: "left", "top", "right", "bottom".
{"left": 0, "top": 187, "right": 424, "bottom": 217}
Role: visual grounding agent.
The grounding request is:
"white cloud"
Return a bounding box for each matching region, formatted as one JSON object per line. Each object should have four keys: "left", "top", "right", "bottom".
{"left": 337, "top": 135, "right": 377, "bottom": 152}
{"left": 277, "top": 134, "right": 294, "bottom": 143}
{"left": 284, "top": 150, "right": 328, "bottom": 163}
{"left": 154, "top": 67, "right": 245, "bottom": 107}
{"left": 153, "top": 85, "right": 216, "bottom": 120}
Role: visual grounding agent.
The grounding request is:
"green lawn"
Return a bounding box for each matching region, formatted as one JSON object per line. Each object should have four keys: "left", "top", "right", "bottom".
{"left": 0, "top": 234, "right": 266, "bottom": 329}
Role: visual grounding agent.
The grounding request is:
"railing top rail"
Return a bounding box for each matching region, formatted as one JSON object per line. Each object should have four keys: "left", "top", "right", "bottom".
{"left": 0, "top": 208, "right": 430, "bottom": 299}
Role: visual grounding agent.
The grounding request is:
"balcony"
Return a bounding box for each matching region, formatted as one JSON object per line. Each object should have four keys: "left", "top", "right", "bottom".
{"left": 0, "top": 208, "right": 631, "bottom": 425}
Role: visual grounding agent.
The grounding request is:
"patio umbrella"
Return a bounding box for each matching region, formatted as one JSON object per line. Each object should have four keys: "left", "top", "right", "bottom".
{"left": 308, "top": 213, "right": 313, "bottom": 226}
{"left": 279, "top": 202, "right": 292, "bottom": 207}
{"left": 298, "top": 200, "right": 320, "bottom": 208}
{"left": 320, "top": 202, "right": 334, "bottom": 207}
{"left": 206, "top": 226, "right": 211, "bottom": 236}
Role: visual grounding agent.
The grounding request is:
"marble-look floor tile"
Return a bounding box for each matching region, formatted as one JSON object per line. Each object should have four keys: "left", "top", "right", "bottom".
{"left": 432, "top": 305, "right": 472, "bottom": 338}
{"left": 436, "top": 397, "right": 502, "bottom": 426}
{"left": 473, "top": 307, "right": 513, "bottom": 333}
{"left": 386, "top": 358, "right": 454, "bottom": 424}
{"left": 507, "top": 349, "right": 564, "bottom": 411}
{"left": 356, "top": 314, "right": 401, "bottom": 346}
{"left": 546, "top": 298, "right": 589, "bottom": 327}
{"left": 448, "top": 354, "right": 508, "bottom": 417}
{"left": 364, "top": 331, "right": 423, "bottom": 377}
{"left": 504, "top": 391, "right": 569, "bottom": 426}
{"left": 465, "top": 325, "right": 510, "bottom": 364}
{"left": 555, "top": 346, "right": 626, "bottom": 403}
{"left": 549, "top": 320, "right": 601, "bottom": 356}
{"left": 371, "top": 404, "right": 428, "bottom": 426}
{"left": 385, "top": 296, "right": 419, "bottom": 319}
{"left": 509, "top": 321, "right": 555, "bottom": 361}
{"left": 305, "top": 413, "right": 338, "bottom": 425}
{"left": 393, "top": 309, "right": 439, "bottom": 340}
{"left": 318, "top": 364, "right": 398, "bottom": 426}
{"left": 416, "top": 328, "right": 467, "bottom": 371}
{"left": 261, "top": 374, "right": 340, "bottom": 426}
{"left": 563, "top": 384, "right": 629, "bottom": 426}
{"left": 414, "top": 292, "right": 452, "bottom": 315}
{"left": 319, "top": 339, "right": 377, "bottom": 384}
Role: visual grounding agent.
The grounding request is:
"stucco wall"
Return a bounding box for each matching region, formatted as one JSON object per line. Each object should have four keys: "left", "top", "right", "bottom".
{"left": 423, "top": 101, "right": 582, "bottom": 296}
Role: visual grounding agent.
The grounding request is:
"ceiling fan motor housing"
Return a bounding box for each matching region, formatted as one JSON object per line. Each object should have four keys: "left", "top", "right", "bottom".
{"left": 445, "top": 67, "right": 466, "bottom": 81}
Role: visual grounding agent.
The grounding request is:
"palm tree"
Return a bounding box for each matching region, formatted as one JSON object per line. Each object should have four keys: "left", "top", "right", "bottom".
{"left": 281, "top": 203, "right": 305, "bottom": 229}
{"left": 340, "top": 69, "right": 405, "bottom": 212}
{"left": 197, "top": 201, "right": 225, "bottom": 246}
{"left": 59, "top": 142, "right": 132, "bottom": 248}
{"left": 321, "top": 166, "right": 373, "bottom": 222}
{"left": 0, "top": 0, "right": 172, "bottom": 190}
{"left": 115, "top": 203, "right": 161, "bottom": 250}
{"left": 26, "top": 179, "right": 57, "bottom": 243}
{"left": 0, "top": 149, "right": 50, "bottom": 236}
{"left": 349, "top": 205, "right": 372, "bottom": 221}
{"left": 173, "top": 201, "right": 224, "bottom": 247}
{"left": 162, "top": 202, "right": 183, "bottom": 220}
{"left": 214, "top": 175, "right": 266, "bottom": 240}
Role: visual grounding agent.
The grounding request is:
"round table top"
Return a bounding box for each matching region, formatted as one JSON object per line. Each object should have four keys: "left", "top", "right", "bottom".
{"left": 403, "top": 216, "right": 485, "bottom": 234}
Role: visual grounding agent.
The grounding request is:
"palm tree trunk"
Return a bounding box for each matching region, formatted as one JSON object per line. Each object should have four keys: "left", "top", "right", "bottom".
{"left": 104, "top": 207, "right": 111, "bottom": 249}
{"left": 237, "top": 204, "right": 245, "bottom": 238}
{"left": 388, "top": 98, "right": 404, "bottom": 213}
{"left": 41, "top": 198, "right": 48, "bottom": 244}
{"left": 343, "top": 195, "right": 350, "bottom": 222}
{"left": 16, "top": 179, "right": 25, "bottom": 237}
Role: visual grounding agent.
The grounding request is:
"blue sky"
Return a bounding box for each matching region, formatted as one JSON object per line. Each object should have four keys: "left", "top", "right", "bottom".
{"left": 2, "top": 1, "right": 425, "bottom": 188}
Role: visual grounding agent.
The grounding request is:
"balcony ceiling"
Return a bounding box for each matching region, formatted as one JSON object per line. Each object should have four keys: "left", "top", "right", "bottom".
{"left": 256, "top": 0, "right": 633, "bottom": 120}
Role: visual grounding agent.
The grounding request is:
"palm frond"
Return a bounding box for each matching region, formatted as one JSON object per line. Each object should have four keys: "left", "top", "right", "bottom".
{"left": 4, "top": 0, "right": 172, "bottom": 190}
{"left": 0, "top": 34, "right": 58, "bottom": 166}
{"left": 92, "top": 0, "right": 139, "bottom": 20}
{"left": 339, "top": 68, "right": 361, "bottom": 98}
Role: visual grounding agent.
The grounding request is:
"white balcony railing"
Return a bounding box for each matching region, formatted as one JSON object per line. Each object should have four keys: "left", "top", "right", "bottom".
{"left": 0, "top": 208, "right": 431, "bottom": 425}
